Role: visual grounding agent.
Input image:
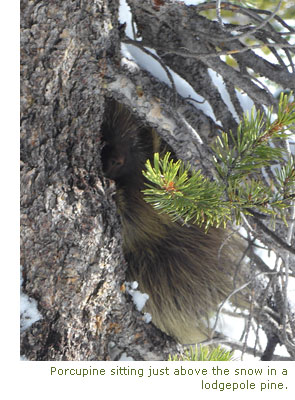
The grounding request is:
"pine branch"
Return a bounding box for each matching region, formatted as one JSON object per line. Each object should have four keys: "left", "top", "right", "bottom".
{"left": 142, "top": 93, "right": 295, "bottom": 231}
{"left": 143, "top": 152, "right": 230, "bottom": 229}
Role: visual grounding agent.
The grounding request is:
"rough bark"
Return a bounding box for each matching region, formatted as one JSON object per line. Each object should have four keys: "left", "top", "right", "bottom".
{"left": 20, "top": 0, "right": 181, "bottom": 361}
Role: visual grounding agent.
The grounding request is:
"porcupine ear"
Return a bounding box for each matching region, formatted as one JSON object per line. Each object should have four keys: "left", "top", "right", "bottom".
{"left": 101, "top": 99, "right": 140, "bottom": 144}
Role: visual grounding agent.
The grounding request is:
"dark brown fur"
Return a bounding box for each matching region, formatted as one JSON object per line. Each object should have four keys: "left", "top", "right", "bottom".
{"left": 101, "top": 100, "right": 246, "bottom": 343}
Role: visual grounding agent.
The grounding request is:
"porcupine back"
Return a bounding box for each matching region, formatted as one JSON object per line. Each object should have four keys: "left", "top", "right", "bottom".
{"left": 101, "top": 99, "right": 246, "bottom": 344}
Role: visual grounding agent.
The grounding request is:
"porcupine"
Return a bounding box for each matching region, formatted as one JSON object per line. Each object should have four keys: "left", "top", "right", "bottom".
{"left": 100, "top": 99, "right": 247, "bottom": 344}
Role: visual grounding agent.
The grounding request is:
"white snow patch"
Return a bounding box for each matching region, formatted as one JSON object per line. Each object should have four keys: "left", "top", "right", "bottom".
{"left": 20, "top": 267, "right": 42, "bottom": 332}
{"left": 143, "top": 312, "right": 152, "bottom": 324}
{"left": 254, "top": 244, "right": 278, "bottom": 270}
{"left": 119, "top": 0, "right": 136, "bottom": 39}
{"left": 20, "top": 291, "right": 42, "bottom": 332}
{"left": 125, "top": 281, "right": 149, "bottom": 312}
{"left": 119, "top": 352, "right": 135, "bottom": 361}
{"left": 235, "top": 89, "right": 254, "bottom": 114}
{"left": 208, "top": 68, "right": 240, "bottom": 123}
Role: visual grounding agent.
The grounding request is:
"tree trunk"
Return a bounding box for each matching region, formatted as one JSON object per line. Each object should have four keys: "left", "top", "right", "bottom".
{"left": 20, "top": 0, "right": 181, "bottom": 361}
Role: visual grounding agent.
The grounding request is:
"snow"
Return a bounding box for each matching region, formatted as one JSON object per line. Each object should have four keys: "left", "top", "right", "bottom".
{"left": 20, "top": 267, "right": 42, "bottom": 333}
{"left": 119, "top": 352, "right": 135, "bottom": 361}
{"left": 254, "top": 239, "right": 278, "bottom": 270}
{"left": 119, "top": 0, "right": 136, "bottom": 39}
{"left": 125, "top": 281, "right": 150, "bottom": 313}
{"left": 20, "top": 291, "right": 42, "bottom": 332}
{"left": 207, "top": 68, "right": 240, "bottom": 123}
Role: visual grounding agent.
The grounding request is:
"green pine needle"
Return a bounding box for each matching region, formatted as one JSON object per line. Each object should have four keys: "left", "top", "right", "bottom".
{"left": 168, "top": 345, "right": 235, "bottom": 361}
{"left": 142, "top": 93, "right": 295, "bottom": 229}
{"left": 143, "top": 152, "right": 231, "bottom": 229}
